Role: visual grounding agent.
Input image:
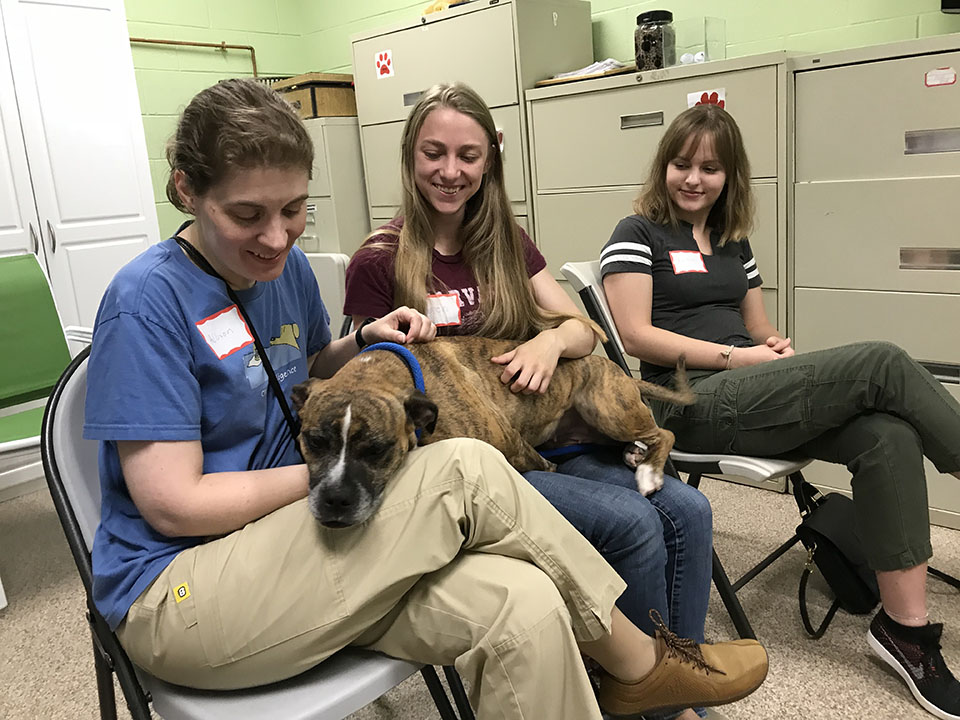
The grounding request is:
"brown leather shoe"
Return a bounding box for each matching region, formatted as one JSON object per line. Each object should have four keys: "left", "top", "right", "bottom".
{"left": 598, "top": 611, "right": 768, "bottom": 716}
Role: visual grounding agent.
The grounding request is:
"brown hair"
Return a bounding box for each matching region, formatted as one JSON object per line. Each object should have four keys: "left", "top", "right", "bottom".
{"left": 165, "top": 78, "right": 313, "bottom": 211}
{"left": 634, "top": 104, "right": 753, "bottom": 246}
{"left": 368, "top": 82, "right": 590, "bottom": 340}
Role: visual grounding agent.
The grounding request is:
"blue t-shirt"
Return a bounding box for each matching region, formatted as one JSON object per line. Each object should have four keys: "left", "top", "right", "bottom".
{"left": 84, "top": 228, "right": 331, "bottom": 630}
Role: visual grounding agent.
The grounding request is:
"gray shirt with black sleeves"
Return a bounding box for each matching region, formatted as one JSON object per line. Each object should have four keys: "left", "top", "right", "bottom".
{"left": 600, "top": 215, "right": 763, "bottom": 386}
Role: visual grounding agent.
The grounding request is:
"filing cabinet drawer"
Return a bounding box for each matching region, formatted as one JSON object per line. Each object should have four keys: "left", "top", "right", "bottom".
{"left": 306, "top": 127, "right": 331, "bottom": 198}
{"left": 794, "top": 177, "right": 960, "bottom": 293}
{"left": 361, "top": 105, "right": 527, "bottom": 214}
{"left": 530, "top": 65, "right": 778, "bottom": 191}
{"left": 352, "top": 3, "right": 518, "bottom": 126}
{"left": 536, "top": 182, "right": 778, "bottom": 287}
{"left": 536, "top": 188, "right": 636, "bottom": 275}
{"left": 762, "top": 288, "right": 778, "bottom": 330}
{"left": 793, "top": 287, "right": 960, "bottom": 363}
{"left": 296, "top": 197, "right": 339, "bottom": 253}
{"left": 795, "top": 51, "right": 960, "bottom": 182}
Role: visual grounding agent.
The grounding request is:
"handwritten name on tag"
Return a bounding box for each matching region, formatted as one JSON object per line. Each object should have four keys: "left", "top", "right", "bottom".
{"left": 196, "top": 305, "right": 255, "bottom": 359}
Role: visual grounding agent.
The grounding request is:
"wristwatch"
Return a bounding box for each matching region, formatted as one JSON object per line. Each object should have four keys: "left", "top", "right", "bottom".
{"left": 355, "top": 317, "right": 376, "bottom": 349}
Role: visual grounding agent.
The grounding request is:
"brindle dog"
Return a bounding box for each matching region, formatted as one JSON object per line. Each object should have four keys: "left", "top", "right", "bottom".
{"left": 292, "top": 336, "right": 692, "bottom": 527}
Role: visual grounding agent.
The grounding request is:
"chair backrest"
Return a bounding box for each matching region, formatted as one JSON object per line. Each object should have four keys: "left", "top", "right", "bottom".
{"left": 305, "top": 252, "right": 353, "bottom": 340}
{"left": 0, "top": 253, "right": 71, "bottom": 409}
{"left": 561, "top": 261, "right": 633, "bottom": 375}
{"left": 41, "top": 348, "right": 101, "bottom": 577}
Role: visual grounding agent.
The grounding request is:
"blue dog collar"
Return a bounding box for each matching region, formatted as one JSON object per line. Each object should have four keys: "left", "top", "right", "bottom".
{"left": 358, "top": 342, "right": 427, "bottom": 438}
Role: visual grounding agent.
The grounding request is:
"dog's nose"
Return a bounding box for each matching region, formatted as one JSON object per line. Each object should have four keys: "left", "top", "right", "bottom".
{"left": 321, "top": 485, "right": 357, "bottom": 514}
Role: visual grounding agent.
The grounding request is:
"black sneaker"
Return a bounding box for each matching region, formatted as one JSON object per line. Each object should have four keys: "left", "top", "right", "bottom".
{"left": 867, "top": 610, "right": 960, "bottom": 720}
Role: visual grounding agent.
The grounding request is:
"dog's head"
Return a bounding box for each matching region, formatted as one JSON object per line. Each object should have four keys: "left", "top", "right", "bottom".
{"left": 292, "top": 378, "right": 438, "bottom": 528}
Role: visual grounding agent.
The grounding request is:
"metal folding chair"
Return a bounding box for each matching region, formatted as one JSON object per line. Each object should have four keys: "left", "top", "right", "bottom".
{"left": 561, "top": 260, "right": 812, "bottom": 640}
{"left": 41, "top": 347, "right": 469, "bottom": 720}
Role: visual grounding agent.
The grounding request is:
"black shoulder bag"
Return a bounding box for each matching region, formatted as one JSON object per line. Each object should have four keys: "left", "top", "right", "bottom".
{"left": 175, "top": 236, "right": 300, "bottom": 440}
{"left": 793, "top": 479, "right": 879, "bottom": 638}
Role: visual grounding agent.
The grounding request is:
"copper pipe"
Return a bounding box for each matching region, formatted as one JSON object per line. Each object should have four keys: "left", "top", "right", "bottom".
{"left": 129, "top": 36, "right": 258, "bottom": 77}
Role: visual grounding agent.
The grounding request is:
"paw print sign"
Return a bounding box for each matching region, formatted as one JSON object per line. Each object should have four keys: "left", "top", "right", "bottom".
{"left": 375, "top": 50, "right": 394, "bottom": 79}
{"left": 687, "top": 87, "right": 726, "bottom": 109}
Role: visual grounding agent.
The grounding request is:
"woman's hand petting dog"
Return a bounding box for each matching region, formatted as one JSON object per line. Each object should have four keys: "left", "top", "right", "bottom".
{"left": 367, "top": 306, "right": 437, "bottom": 345}
{"left": 490, "top": 331, "right": 564, "bottom": 395}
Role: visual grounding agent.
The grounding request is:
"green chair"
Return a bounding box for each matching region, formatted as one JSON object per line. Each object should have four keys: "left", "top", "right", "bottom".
{"left": 0, "top": 253, "right": 72, "bottom": 609}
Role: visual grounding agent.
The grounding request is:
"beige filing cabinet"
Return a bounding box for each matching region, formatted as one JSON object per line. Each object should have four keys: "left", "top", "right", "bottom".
{"left": 791, "top": 37, "right": 960, "bottom": 529}
{"left": 526, "top": 53, "right": 789, "bottom": 362}
{"left": 526, "top": 53, "right": 790, "bottom": 493}
{"left": 297, "top": 117, "right": 370, "bottom": 259}
{"left": 350, "top": 0, "right": 593, "bottom": 234}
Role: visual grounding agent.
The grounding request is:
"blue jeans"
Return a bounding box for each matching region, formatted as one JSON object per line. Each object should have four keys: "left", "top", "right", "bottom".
{"left": 523, "top": 446, "right": 713, "bottom": 643}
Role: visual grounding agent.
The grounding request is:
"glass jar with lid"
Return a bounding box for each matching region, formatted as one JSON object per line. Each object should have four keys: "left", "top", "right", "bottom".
{"left": 635, "top": 10, "right": 676, "bottom": 71}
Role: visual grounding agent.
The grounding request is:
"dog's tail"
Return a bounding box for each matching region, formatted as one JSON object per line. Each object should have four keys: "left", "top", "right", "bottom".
{"left": 632, "top": 355, "right": 694, "bottom": 406}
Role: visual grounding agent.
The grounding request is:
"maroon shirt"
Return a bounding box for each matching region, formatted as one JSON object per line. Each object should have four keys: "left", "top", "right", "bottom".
{"left": 344, "top": 218, "right": 546, "bottom": 336}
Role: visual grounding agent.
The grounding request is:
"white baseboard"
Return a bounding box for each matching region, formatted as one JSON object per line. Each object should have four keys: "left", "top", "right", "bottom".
{"left": 0, "top": 458, "right": 45, "bottom": 503}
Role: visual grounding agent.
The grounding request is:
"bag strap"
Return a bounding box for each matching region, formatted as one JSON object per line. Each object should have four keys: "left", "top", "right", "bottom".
{"left": 792, "top": 477, "right": 823, "bottom": 517}
{"left": 175, "top": 236, "right": 300, "bottom": 439}
{"left": 799, "top": 563, "right": 842, "bottom": 639}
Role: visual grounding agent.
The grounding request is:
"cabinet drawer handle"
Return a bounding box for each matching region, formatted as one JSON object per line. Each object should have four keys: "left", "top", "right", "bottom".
{"left": 47, "top": 219, "right": 57, "bottom": 254}
{"left": 900, "top": 247, "right": 960, "bottom": 270}
{"left": 919, "top": 360, "right": 960, "bottom": 385}
{"left": 620, "top": 111, "right": 664, "bottom": 130}
{"left": 403, "top": 90, "right": 424, "bottom": 107}
{"left": 29, "top": 222, "right": 39, "bottom": 254}
{"left": 904, "top": 127, "right": 960, "bottom": 155}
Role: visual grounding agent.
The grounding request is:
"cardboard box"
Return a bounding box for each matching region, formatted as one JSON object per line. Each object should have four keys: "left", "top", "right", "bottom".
{"left": 272, "top": 73, "right": 357, "bottom": 119}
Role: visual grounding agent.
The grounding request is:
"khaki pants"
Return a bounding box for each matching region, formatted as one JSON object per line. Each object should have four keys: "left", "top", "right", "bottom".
{"left": 117, "top": 438, "right": 626, "bottom": 720}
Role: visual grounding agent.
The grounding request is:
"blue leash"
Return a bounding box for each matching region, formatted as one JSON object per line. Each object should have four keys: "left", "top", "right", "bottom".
{"left": 359, "top": 342, "right": 427, "bottom": 439}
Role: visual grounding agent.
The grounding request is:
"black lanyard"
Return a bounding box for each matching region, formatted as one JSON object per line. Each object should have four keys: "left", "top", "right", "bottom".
{"left": 175, "top": 236, "right": 300, "bottom": 440}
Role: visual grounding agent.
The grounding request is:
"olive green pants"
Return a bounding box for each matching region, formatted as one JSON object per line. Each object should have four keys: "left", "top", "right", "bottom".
{"left": 117, "top": 438, "right": 626, "bottom": 720}
{"left": 652, "top": 342, "right": 960, "bottom": 571}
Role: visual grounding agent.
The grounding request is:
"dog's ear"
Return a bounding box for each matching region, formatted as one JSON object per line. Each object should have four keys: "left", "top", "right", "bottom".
{"left": 404, "top": 390, "right": 438, "bottom": 435}
{"left": 291, "top": 378, "right": 321, "bottom": 413}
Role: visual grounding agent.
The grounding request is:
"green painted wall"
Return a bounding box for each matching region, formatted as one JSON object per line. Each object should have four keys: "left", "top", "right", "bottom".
{"left": 303, "top": 0, "right": 960, "bottom": 73}
{"left": 127, "top": 0, "right": 960, "bottom": 231}
{"left": 125, "top": 0, "right": 308, "bottom": 232}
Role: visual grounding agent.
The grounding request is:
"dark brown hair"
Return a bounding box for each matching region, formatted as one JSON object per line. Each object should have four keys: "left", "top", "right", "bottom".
{"left": 165, "top": 78, "right": 313, "bottom": 211}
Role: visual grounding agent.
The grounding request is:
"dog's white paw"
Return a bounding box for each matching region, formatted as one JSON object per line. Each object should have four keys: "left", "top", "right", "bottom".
{"left": 634, "top": 464, "right": 664, "bottom": 497}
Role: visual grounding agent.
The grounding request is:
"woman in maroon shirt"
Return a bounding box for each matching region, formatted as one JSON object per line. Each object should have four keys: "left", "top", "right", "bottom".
{"left": 344, "top": 82, "right": 718, "bottom": 720}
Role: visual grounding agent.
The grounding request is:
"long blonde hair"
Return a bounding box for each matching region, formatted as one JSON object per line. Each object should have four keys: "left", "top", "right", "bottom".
{"left": 634, "top": 104, "right": 753, "bottom": 246}
{"left": 372, "top": 82, "right": 590, "bottom": 340}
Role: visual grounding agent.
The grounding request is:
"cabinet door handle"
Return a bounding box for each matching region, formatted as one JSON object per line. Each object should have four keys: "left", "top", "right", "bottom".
{"left": 620, "top": 111, "right": 664, "bottom": 130}
{"left": 904, "top": 128, "right": 960, "bottom": 155}
{"left": 403, "top": 90, "right": 424, "bottom": 107}
{"left": 900, "top": 247, "right": 960, "bottom": 270}
{"left": 28, "top": 222, "right": 39, "bottom": 254}
{"left": 47, "top": 219, "right": 57, "bottom": 253}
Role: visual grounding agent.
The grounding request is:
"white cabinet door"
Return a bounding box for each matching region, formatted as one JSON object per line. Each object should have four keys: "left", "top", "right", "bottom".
{"left": 2, "top": 0, "right": 159, "bottom": 327}
{"left": 0, "top": 6, "right": 40, "bottom": 259}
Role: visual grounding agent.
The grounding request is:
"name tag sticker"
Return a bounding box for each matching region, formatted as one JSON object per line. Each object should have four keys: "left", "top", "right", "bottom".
{"left": 925, "top": 67, "right": 956, "bottom": 87}
{"left": 425, "top": 292, "right": 461, "bottom": 327}
{"left": 669, "top": 250, "right": 708, "bottom": 274}
{"left": 196, "top": 305, "right": 255, "bottom": 359}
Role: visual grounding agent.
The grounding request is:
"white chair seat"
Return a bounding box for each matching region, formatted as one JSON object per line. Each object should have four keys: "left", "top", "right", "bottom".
{"left": 140, "top": 648, "right": 422, "bottom": 720}
{"left": 669, "top": 452, "right": 811, "bottom": 485}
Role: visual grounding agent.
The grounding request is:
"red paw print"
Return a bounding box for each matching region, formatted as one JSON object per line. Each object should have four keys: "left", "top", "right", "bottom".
{"left": 696, "top": 91, "right": 725, "bottom": 109}
{"left": 376, "top": 52, "right": 392, "bottom": 76}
